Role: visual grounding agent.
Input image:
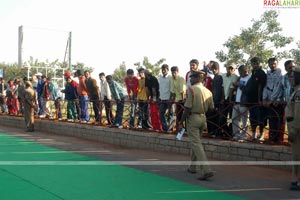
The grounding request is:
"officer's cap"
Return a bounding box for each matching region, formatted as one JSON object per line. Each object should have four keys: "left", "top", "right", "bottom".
{"left": 189, "top": 69, "right": 206, "bottom": 77}
{"left": 293, "top": 66, "right": 300, "bottom": 74}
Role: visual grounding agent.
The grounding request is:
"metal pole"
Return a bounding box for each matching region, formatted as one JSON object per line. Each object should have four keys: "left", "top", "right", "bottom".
{"left": 68, "top": 32, "right": 72, "bottom": 70}
{"left": 18, "top": 26, "right": 23, "bottom": 68}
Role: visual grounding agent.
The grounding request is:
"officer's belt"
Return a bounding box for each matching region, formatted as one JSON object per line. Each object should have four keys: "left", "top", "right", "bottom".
{"left": 189, "top": 112, "right": 205, "bottom": 116}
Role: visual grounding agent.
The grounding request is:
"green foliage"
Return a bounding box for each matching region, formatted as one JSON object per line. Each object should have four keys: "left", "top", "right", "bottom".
{"left": 134, "top": 56, "right": 166, "bottom": 77}
{"left": 291, "top": 41, "right": 300, "bottom": 66}
{"left": 215, "top": 10, "right": 293, "bottom": 67}
{"left": 112, "top": 62, "right": 127, "bottom": 87}
{"left": 0, "top": 58, "right": 93, "bottom": 88}
{"left": 72, "top": 62, "right": 94, "bottom": 73}
{"left": 0, "top": 62, "right": 24, "bottom": 81}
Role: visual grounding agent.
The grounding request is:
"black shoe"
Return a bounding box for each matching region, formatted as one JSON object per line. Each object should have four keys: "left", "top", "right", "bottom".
{"left": 187, "top": 168, "right": 197, "bottom": 174}
{"left": 198, "top": 172, "right": 214, "bottom": 181}
{"left": 290, "top": 182, "right": 300, "bottom": 190}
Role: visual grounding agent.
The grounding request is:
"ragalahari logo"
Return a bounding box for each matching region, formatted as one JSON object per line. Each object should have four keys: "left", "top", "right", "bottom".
{"left": 264, "top": 0, "right": 300, "bottom": 8}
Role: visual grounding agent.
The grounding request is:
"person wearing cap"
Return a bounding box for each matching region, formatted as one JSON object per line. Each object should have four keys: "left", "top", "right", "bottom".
{"left": 178, "top": 69, "right": 215, "bottom": 181}
{"left": 125, "top": 69, "right": 139, "bottom": 128}
{"left": 247, "top": 57, "right": 267, "bottom": 142}
{"left": 286, "top": 66, "right": 300, "bottom": 190}
{"left": 221, "top": 62, "right": 239, "bottom": 137}
{"left": 35, "top": 73, "right": 45, "bottom": 117}
{"left": 63, "top": 76, "right": 79, "bottom": 122}
{"left": 23, "top": 81, "right": 37, "bottom": 132}
{"left": 262, "top": 57, "right": 284, "bottom": 144}
{"left": 170, "top": 66, "right": 186, "bottom": 132}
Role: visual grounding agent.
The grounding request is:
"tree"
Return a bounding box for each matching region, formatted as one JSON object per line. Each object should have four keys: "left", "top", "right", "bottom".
{"left": 291, "top": 41, "right": 300, "bottom": 66}
{"left": 72, "top": 62, "right": 94, "bottom": 73}
{"left": 215, "top": 10, "right": 293, "bottom": 67}
{"left": 0, "top": 62, "right": 23, "bottom": 81}
{"left": 112, "top": 62, "right": 127, "bottom": 87}
{"left": 134, "top": 56, "right": 166, "bottom": 77}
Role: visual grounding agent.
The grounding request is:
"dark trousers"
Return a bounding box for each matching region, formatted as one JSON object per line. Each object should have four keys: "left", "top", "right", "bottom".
{"left": 90, "top": 95, "right": 100, "bottom": 122}
{"left": 114, "top": 98, "right": 125, "bottom": 126}
{"left": 138, "top": 101, "right": 151, "bottom": 128}
{"left": 267, "top": 104, "right": 284, "bottom": 143}
{"left": 175, "top": 101, "right": 185, "bottom": 132}
{"left": 159, "top": 101, "right": 170, "bottom": 131}
{"left": 207, "top": 104, "right": 221, "bottom": 136}
{"left": 220, "top": 100, "right": 233, "bottom": 137}
{"left": 249, "top": 104, "right": 266, "bottom": 134}
{"left": 102, "top": 96, "right": 114, "bottom": 124}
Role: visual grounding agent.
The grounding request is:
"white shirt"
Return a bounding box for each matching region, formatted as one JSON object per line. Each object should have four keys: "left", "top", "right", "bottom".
{"left": 158, "top": 74, "right": 171, "bottom": 100}
{"left": 100, "top": 80, "right": 112, "bottom": 100}
{"left": 235, "top": 75, "right": 251, "bottom": 103}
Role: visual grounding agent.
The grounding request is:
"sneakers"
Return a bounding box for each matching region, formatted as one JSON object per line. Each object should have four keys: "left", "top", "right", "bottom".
{"left": 257, "top": 133, "right": 265, "bottom": 142}
{"left": 137, "top": 125, "right": 142, "bottom": 129}
{"left": 118, "top": 125, "right": 123, "bottom": 129}
{"left": 67, "top": 119, "right": 74, "bottom": 122}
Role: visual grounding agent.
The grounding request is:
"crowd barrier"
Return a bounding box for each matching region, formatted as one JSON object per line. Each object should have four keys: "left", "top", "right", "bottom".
{"left": 0, "top": 97, "right": 289, "bottom": 145}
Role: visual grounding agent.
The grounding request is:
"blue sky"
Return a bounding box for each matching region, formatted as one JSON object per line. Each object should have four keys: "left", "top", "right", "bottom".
{"left": 0, "top": 0, "right": 299, "bottom": 76}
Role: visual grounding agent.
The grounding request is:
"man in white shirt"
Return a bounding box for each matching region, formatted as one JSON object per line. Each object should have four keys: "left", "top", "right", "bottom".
{"left": 231, "top": 65, "right": 251, "bottom": 142}
{"left": 158, "top": 64, "right": 171, "bottom": 131}
{"left": 99, "top": 72, "right": 114, "bottom": 125}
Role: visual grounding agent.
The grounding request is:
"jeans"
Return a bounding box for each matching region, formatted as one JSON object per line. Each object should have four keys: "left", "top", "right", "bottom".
{"left": 79, "top": 95, "right": 90, "bottom": 121}
{"left": 114, "top": 98, "right": 125, "bottom": 126}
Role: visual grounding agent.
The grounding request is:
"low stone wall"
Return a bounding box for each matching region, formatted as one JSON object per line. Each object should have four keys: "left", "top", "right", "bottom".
{"left": 0, "top": 115, "right": 291, "bottom": 164}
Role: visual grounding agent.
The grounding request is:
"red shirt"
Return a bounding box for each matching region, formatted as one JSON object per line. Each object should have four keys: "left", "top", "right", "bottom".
{"left": 125, "top": 76, "right": 139, "bottom": 96}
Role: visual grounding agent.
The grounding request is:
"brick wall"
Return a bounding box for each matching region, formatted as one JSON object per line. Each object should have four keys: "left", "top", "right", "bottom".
{"left": 0, "top": 116, "right": 291, "bottom": 164}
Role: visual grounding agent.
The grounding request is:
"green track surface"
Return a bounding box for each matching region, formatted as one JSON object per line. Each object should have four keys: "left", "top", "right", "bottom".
{"left": 0, "top": 133, "right": 244, "bottom": 200}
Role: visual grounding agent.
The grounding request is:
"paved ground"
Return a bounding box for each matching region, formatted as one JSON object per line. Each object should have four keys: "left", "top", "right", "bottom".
{"left": 0, "top": 125, "right": 299, "bottom": 200}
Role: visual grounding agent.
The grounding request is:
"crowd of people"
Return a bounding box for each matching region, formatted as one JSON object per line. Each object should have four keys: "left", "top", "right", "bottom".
{"left": 1, "top": 57, "right": 300, "bottom": 188}
{"left": 0, "top": 57, "right": 296, "bottom": 144}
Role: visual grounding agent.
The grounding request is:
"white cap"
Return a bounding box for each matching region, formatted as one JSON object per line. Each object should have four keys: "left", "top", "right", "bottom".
{"left": 35, "top": 72, "right": 42, "bottom": 76}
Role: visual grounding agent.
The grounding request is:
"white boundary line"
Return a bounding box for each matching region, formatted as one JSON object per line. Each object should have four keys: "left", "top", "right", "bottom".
{"left": 0, "top": 161, "right": 298, "bottom": 165}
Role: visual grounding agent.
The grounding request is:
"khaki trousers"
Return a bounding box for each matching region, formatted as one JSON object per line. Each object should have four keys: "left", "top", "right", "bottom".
{"left": 187, "top": 114, "right": 211, "bottom": 175}
{"left": 291, "top": 133, "right": 300, "bottom": 182}
{"left": 24, "top": 104, "right": 34, "bottom": 130}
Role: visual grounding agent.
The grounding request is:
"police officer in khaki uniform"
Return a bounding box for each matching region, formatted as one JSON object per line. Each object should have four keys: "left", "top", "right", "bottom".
{"left": 179, "top": 69, "right": 215, "bottom": 180}
{"left": 286, "top": 66, "right": 300, "bottom": 190}
{"left": 23, "top": 81, "right": 37, "bottom": 132}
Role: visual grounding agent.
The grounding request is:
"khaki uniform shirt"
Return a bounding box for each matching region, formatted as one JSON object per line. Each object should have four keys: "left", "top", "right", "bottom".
{"left": 184, "top": 83, "right": 214, "bottom": 114}
{"left": 286, "top": 85, "right": 300, "bottom": 131}
{"left": 24, "top": 87, "right": 36, "bottom": 107}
